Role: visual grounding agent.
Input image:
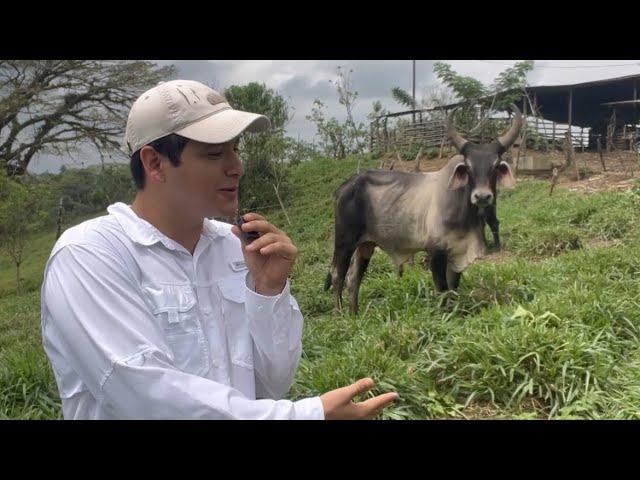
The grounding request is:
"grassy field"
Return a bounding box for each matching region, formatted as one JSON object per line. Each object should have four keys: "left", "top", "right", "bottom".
{"left": 2, "top": 155, "right": 640, "bottom": 419}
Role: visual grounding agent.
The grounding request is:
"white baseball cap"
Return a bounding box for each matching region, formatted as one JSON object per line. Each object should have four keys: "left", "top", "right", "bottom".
{"left": 125, "top": 79, "right": 271, "bottom": 154}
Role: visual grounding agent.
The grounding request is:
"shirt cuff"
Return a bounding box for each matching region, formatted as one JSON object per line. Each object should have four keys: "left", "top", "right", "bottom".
{"left": 244, "top": 272, "right": 291, "bottom": 311}
{"left": 294, "top": 396, "right": 325, "bottom": 420}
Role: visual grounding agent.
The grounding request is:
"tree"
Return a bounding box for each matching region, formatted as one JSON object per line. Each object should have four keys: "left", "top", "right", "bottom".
{"left": 331, "top": 67, "right": 367, "bottom": 154}
{"left": 491, "top": 60, "right": 535, "bottom": 111}
{"left": 367, "top": 100, "right": 388, "bottom": 122}
{"left": 421, "top": 84, "right": 456, "bottom": 110}
{"left": 433, "top": 60, "right": 534, "bottom": 136}
{"left": 0, "top": 172, "right": 47, "bottom": 294}
{"left": 307, "top": 100, "right": 347, "bottom": 160}
{"left": 0, "top": 60, "right": 174, "bottom": 176}
{"left": 391, "top": 87, "right": 416, "bottom": 109}
{"left": 306, "top": 66, "right": 368, "bottom": 160}
{"left": 224, "top": 82, "right": 292, "bottom": 211}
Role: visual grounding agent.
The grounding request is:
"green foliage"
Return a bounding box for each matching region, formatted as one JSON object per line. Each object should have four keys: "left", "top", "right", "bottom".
{"left": 391, "top": 87, "right": 416, "bottom": 109}
{"left": 306, "top": 67, "right": 368, "bottom": 160}
{"left": 0, "top": 174, "right": 48, "bottom": 294}
{"left": 491, "top": 60, "right": 535, "bottom": 110}
{"left": 433, "top": 61, "right": 535, "bottom": 135}
{"left": 224, "top": 82, "right": 297, "bottom": 211}
{"left": 433, "top": 62, "right": 488, "bottom": 103}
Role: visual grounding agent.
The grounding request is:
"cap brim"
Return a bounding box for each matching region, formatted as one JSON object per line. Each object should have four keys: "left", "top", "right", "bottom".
{"left": 174, "top": 109, "right": 271, "bottom": 145}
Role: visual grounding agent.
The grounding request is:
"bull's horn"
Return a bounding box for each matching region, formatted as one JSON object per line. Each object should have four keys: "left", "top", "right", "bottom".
{"left": 497, "top": 104, "right": 523, "bottom": 150}
{"left": 446, "top": 108, "right": 469, "bottom": 153}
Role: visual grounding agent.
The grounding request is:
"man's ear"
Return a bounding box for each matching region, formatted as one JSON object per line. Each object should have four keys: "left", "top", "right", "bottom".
{"left": 139, "top": 146, "right": 166, "bottom": 184}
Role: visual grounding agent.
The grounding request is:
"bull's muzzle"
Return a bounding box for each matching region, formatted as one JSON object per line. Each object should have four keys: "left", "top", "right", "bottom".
{"left": 471, "top": 191, "right": 494, "bottom": 207}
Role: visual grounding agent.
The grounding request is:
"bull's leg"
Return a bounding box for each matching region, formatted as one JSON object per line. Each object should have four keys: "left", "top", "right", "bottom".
{"left": 483, "top": 204, "right": 501, "bottom": 251}
{"left": 332, "top": 241, "right": 358, "bottom": 312}
{"left": 429, "top": 251, "right": 448, "bottom": 292}
{"left": 446, "top": 265, "right": 462, "bottom": 291}
{"left": 346, "top": 242, "right": 376, "bottom": 315}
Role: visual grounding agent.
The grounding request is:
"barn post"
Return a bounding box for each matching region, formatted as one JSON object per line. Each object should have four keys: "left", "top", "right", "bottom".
{"left": 515, "top": 97, "right": 528, "bottom": 173}
{"left": 634, "top": 79, "right": 638, "bottom": 150}
{"left": 568, "top": 87, "right": 573, "bottom": 147}
{"left": 412, "top": 60, "right": 416, "bottom": 124}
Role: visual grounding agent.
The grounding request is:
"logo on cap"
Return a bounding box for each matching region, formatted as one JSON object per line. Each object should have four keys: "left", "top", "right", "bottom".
{"left": 207, "top": 92, "right": 226, "bottom": 106}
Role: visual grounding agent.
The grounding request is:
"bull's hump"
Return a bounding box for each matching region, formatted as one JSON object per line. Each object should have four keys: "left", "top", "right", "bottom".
{"left": 362, "top": 169, "right": 421, "bottom": 186}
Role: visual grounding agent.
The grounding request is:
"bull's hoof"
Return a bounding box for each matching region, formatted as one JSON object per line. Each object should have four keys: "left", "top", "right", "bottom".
{"left": 437, "top": 290, "right": 459, "bottom": 310}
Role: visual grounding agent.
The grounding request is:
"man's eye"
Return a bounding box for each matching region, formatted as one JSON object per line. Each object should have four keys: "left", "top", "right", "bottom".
{"left": 208, "top": 151, "right": 223, "bottom": 156}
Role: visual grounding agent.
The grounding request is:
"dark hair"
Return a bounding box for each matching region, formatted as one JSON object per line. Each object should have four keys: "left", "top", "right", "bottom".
{"left": 130, "top": 134, "right": 190, "bottom": 189}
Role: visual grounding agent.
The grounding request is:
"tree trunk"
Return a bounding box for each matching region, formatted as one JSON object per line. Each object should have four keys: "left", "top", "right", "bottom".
{"left": 16, "top": 262, "right": 21, "bottom": 295}
{"left": 56, "top": 196, "right": 64, "bottom": 240}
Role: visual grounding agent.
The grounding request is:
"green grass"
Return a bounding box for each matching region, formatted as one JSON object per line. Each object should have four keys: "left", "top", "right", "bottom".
{"left": 0, "top": 210, "right": 103, "bottom": 297}
{"left": 2, "top": 155, "right": 640, "bottom": 418}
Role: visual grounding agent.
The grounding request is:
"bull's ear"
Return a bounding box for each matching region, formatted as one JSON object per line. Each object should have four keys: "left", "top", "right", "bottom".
{"left": 497, "top": 161, "right": 516, "bottom": 188}
{"left": 448, "top": 163, "right": 469, "bottom": 190}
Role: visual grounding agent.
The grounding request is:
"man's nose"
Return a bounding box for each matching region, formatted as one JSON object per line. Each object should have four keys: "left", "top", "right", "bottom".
{"left": 226, "top": 151, "right": 243, "bottom": 177}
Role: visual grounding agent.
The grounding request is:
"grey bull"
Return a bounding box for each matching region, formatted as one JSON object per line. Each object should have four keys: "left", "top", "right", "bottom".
{"left": 324, "top": 105, "right": 523, "bottom": 314}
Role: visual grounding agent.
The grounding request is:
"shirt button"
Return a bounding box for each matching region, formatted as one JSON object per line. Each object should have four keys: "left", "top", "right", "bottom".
{"left": 257, "top": 305, "right": 264, "bottom": 312}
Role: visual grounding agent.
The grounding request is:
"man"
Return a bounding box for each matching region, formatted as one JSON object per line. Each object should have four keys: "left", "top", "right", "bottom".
{"left": 40, "top": 79, "right": 398, "bottom": 419}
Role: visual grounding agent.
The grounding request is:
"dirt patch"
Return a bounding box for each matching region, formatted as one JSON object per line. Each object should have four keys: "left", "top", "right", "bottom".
{"left": 459, "top": 402, "right": 501, "bottom": 419}
{"left": 480, "top": 249, "right": 514, "bottom": 265}
{"left": 584, "top": 238, "right": 623, "bottom": 249}
{"left": 459, "top": 397, "right": 548, "bottom": 420}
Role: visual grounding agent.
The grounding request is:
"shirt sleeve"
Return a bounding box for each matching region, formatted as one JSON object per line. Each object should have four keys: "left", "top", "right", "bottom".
{"left": 244, "top": 274, "right": 306, "bottom": 400}
{"left": 42, "top": 244, "right": 324, "bottom": 420}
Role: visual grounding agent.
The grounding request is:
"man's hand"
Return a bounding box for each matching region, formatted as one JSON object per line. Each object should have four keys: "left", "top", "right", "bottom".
{"left": 231, "top": 213, "right": 297, "bottom": 296}
{"left": 320, "top": 378, "right": 399, "bottom": 420}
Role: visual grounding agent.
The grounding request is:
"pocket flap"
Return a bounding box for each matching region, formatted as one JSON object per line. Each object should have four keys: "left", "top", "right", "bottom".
{"left": 217, "top": 274, "right": 247, "bottom": 304}
{"left": 141, "top": 284, "right": 196, "bottom": 314}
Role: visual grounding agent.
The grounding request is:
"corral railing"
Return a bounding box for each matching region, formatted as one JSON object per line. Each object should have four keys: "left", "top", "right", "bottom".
{"left": 370, "top": 109, "right": 594, "bottom": 153}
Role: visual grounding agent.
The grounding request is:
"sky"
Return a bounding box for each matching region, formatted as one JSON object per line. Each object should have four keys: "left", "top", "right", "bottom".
{"left": 26, "top": 60, "right": 640, "bottom": 174}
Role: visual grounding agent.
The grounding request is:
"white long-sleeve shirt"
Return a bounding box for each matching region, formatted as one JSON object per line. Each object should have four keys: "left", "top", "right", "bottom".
{"left": 40, "top": 202, "right": 324, "bottom": 420}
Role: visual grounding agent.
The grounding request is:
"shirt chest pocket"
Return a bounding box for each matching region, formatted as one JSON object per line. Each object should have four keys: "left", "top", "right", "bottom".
{"left": 217, "top": 274, "right": 254, "bottom": 370}
{"left": 141, "top": 284, "right": 209, "bottom": 376}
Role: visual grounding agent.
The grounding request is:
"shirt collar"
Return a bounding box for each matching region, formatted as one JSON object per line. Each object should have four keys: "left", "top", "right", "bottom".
{"left": 107, "top": 203, "right": 229, "bottom": 250}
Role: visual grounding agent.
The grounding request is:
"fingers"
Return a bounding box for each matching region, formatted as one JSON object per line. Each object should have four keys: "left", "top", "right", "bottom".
{"left": 236, "top": 215, "right": 297, "bottom": 260}
{"left": 321, "top": 379, "right": 399, "bottom": 420}
{"left": 254, "top": 241, "right": 298, "bottom": 260}
{"left": 345, "top": 378, "right": 375, "bottom": 399}
{"left": 239, "top": 212, "right": 265, "bottom": 222}
{"left": 245, "top": 232, "right": 297, "bottom": 257}
{"left": 358, "top": 392, "right": 399, "bottom": 419}
{"left": 244, "top": 232, "right": 285, "bottom": 251}
{"left": 345, "top": 379, "right": 398, "bottom": 420}
{"left": 240, "top": 219, "right": 283, "bottom": 237}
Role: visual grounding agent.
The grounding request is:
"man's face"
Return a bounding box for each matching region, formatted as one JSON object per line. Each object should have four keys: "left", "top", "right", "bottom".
{"left": 165, "top": 138, "right": 244, "bottom": 219}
